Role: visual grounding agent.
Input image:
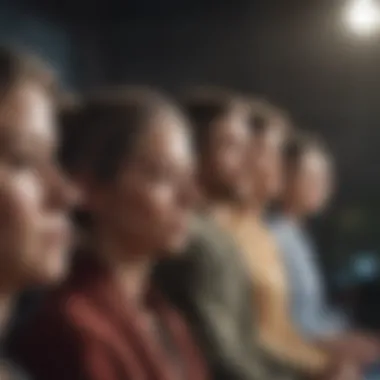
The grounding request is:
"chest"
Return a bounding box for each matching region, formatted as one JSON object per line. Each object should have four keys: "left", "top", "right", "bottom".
{"left": 76, "top": 296, "right": 193, "bottom": 380}
{"left": 232, "top": 224, "right": 288, "bottom": 296}
{"left": 285, "top": 239, "right": 323, "bottom": 299}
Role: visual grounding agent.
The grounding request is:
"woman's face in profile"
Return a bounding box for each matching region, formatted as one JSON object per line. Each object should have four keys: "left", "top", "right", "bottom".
{"left": 89, "top": 111, "right": 196, "bottom": 257}
{"left": 204, "top": 109, "right": 252, "bottom": 202}
{"left": 0, "top": 83, "right": 74, "bottom": 289}
{"left": 251, "top": 126, "right": 285, "bottom": 202}
{"left": 293, "top": 150, "right": 333, "bottom": 215}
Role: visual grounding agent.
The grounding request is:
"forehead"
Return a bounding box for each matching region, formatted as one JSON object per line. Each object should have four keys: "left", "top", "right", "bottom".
{"left": 0, "top": 83, "right": 55, "bottom": 149}
{"left": 255, "top": 126, "right": 284, "bottom": 152}
{"left": 134, "top": 110, "right": 191, "bottom": 159}
{"left": 211, "top": 109, "right": 250, "bottom": 141}
{"left": 300, "top": 150, "right": 331, "bottom": 174}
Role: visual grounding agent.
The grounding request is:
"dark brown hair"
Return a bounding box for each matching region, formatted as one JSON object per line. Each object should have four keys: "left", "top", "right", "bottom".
{"left": 249, "top": 98, "right": 292, "bottom": 137}
{"left": 182, "top": 87, "right": 246, "bottom": 153}
{"left": 0, "top": 46, "right": 56, "bottom": 102}
{"left": 59, "top": 86, "right": 185, "bottom": 183}
{"left": 59, "top": 87, "right": 186, "bottom": 233}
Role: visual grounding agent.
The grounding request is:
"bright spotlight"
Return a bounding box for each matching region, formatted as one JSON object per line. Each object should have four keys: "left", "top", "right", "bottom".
{"left": 345, "top": 0, "right": 380, "bottom": 35}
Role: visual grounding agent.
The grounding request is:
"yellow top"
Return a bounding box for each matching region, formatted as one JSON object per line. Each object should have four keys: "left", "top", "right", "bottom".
{"left": 219, "top": 210, "right": 330, "bottom": 376}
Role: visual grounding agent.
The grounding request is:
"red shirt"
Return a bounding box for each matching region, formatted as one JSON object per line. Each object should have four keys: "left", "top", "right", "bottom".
{"left": 10, "top": 255, "right": 209, "bottom": 380}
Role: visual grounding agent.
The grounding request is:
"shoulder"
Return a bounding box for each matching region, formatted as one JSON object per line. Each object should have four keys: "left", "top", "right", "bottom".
{"left": 36, "top": 288, "right": 100, "bottom": 331}
{"left": 8, "top": 286, "right": 126, "bottom": 380}
{"left": 268, "top": 215, "right": 299, "bottom": 249}
{"left": 155, "top": 214, "right": 247, "bottom": 293}
{"left": 268, "top": 214, "right": 291, "bottom": 236}
{"left": 9, "top": 286, "right": 111, "bottom": 363}
{"left": 187, "top": 214, "right": 241, "bottom": 263}
{"left": 0, "top": 359, "right": 30, "bottom": 380}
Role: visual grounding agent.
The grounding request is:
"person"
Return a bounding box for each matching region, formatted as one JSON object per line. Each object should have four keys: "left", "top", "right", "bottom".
{"left": 217, "top": 99, "right": 368, "bottom": 379}
{"left": 0, "top": 47, "right": 75, "bottom": 378}
{"left": 270, "top": 133, "right": 380, "bottom": 379}
{"left": 154, "top": 88, "right": 292, "bottom": 380}
{"left": 9, "top": 87, "right": 209, "bottom": 380}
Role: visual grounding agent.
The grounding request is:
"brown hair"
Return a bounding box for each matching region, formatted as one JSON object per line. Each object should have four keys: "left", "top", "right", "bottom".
{"left": 182, "top": 87, "right": 246, "bottom": 153}
{"left": 59, "top": 87, "right": 186, "bottom": 234}
{"left": 249, "top": 98, "right": 293, "bottom": 137}
{"left": 0, "top": 46, "right": 56, "bottom": 102}
{"left": 59, "top": 86, "right": 185, "bottom": 183}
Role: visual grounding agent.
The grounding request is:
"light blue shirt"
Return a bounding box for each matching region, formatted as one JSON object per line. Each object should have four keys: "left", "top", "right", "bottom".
{"left": 270, "top": 215, "right": 348, "bottom": 340}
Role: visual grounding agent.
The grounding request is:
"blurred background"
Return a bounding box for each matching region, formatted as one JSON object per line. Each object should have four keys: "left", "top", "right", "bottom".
{"left": 2, "top": 0, "right": 380, "bottom": 329}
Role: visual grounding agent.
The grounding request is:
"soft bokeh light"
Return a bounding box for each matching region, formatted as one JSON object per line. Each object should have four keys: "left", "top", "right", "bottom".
{"left": 345, "top": 0, "right": 380, "bottom": 36}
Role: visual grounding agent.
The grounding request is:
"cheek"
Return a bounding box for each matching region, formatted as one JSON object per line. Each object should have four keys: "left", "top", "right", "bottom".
{"left": 300, "top": 183, "right": 323, "bottom": 209}
{"left": 312, "top": 185, "right": 330, "bottom": 206}
{"left": 264, "top": 160, "right": 280, "bottom": 184}
{"left": 0, "top": 173, "right": 43, "bottom": 269}
{"left": 254, "top": 154, "right": 267, "bottom": 176}
{"left": 215, "top": 152, "right": 247, "bottom": 187}
{"left": 136, "top": 185, "right": 174, "bottom": 223}
{"left": 0, "top": 172, "right": 42, "bottom": 229}
{"left": 217, "top": 149, "right": 240, "bottom": 173}
{"left": 110, "top": 180, "right": 175, "bottom": 236}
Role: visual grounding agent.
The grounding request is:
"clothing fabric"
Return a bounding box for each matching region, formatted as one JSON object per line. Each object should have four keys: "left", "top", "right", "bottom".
{"left": 270, "top": 215, "right": 348, "bottom": 340}
{"left": 1, "top": 318, "right": 30, "bottom": 380}
{"left": 0, "top": 358, "right": 29, "bottom": 380}
{"left": 154, "top": 214, "right": 293, "bottom": 380}
{"left": 8, "top": 253, "right": 208, "bottom": 380}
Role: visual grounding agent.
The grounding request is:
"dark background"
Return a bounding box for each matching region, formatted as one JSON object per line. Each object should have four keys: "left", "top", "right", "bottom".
{"left": 2, "top": 0, "right": 380, "bottom": 327}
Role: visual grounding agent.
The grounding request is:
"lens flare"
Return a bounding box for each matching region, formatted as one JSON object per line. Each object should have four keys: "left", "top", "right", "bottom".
{"left": 346, "top": 0, "right": 380, "bottom": 36}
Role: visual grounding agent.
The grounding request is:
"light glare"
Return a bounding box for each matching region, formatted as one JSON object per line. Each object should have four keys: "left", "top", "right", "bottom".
{"left": 346, "top": 0, "right": 380, "bottom": 36}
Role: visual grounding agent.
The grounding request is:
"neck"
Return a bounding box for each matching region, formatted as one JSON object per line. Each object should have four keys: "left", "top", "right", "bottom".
{"left": 114, "top": 257, "right": 152, "bottom": 309}
{"left": 249, "top": 194, "right": 267, "bottom": 220}
{"left": 0, "top": 292, "right": 15, "bottom": 340}
{"left": 95, "top": 229, "right": 154, "bottom": 309}
{"left": 205, "top": 199, "right": 253, "bottom": 229}
{"left": 282, "top": 200, "right": 304, "bottom": 223}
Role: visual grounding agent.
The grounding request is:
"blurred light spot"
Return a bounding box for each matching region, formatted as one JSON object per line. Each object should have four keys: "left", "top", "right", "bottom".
{"left": 352, "top": 252, "right": 379, "bottom": 281}
{"left": 345, "top": 0, "right": 380, "bottom": 36}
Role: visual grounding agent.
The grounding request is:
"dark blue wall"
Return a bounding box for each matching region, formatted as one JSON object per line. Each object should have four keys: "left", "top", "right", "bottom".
{"left": 0, "top": 1, "right": 76, "bottom": 89}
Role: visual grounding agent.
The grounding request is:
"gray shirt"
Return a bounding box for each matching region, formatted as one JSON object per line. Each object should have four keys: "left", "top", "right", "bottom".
{"left": 155, "top": 214, "right": 293, "bottom": 380}
{"left": 270, "top": 215, "right": 348, "bottom": 340}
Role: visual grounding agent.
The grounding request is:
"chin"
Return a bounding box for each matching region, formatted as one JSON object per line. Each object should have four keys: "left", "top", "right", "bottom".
{"left": 268, "top": 184, "right": 283, "bottom": 200}
{"left": 35, "top": 266, "right": 68, "bottom": 287}
{"left": 162, "top": 233, "right": 191, "bottom": 257}
{"left": 26, "top": 268, "right": 66, "bottom": 289}
{"left": 38, "top": 249, "right": 71, "bottom": 285}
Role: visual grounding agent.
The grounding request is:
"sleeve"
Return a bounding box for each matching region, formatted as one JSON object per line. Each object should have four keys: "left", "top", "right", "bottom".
{"left": 273, "top": 224, "right": 348, "bottom": 339}
{"left": 9, "top": 314, "right": 128, "bottom": 380}
{"left": 260, "top": 225, "right": 332, "bottom": 374}
{"left": 298, "top": 302, "right": 348, "bottom": 339}
{"left": 156, "top": 234, "right": 270, "bottom": 380}
{"left": 253, "top": 284, "right": 331, "bottom": 376}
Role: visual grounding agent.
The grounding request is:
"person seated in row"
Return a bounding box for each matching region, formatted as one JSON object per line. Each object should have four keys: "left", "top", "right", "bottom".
{"left": 271, "top": 132, "right": 380, "bottom": 379}
{"left": 215, "top": 98, "right": 379, "bottom": 380}
{"left": 0, "top": 47, "right": 76, "bottom": 379}
{"left": 9, "top": 88, "right": 209, "bottom": 380}
{"left": 213, "top": 99, "right": 328, "bottom": 377}
{"left": 155, "top": 87, "right": 295, "bottom": 380}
